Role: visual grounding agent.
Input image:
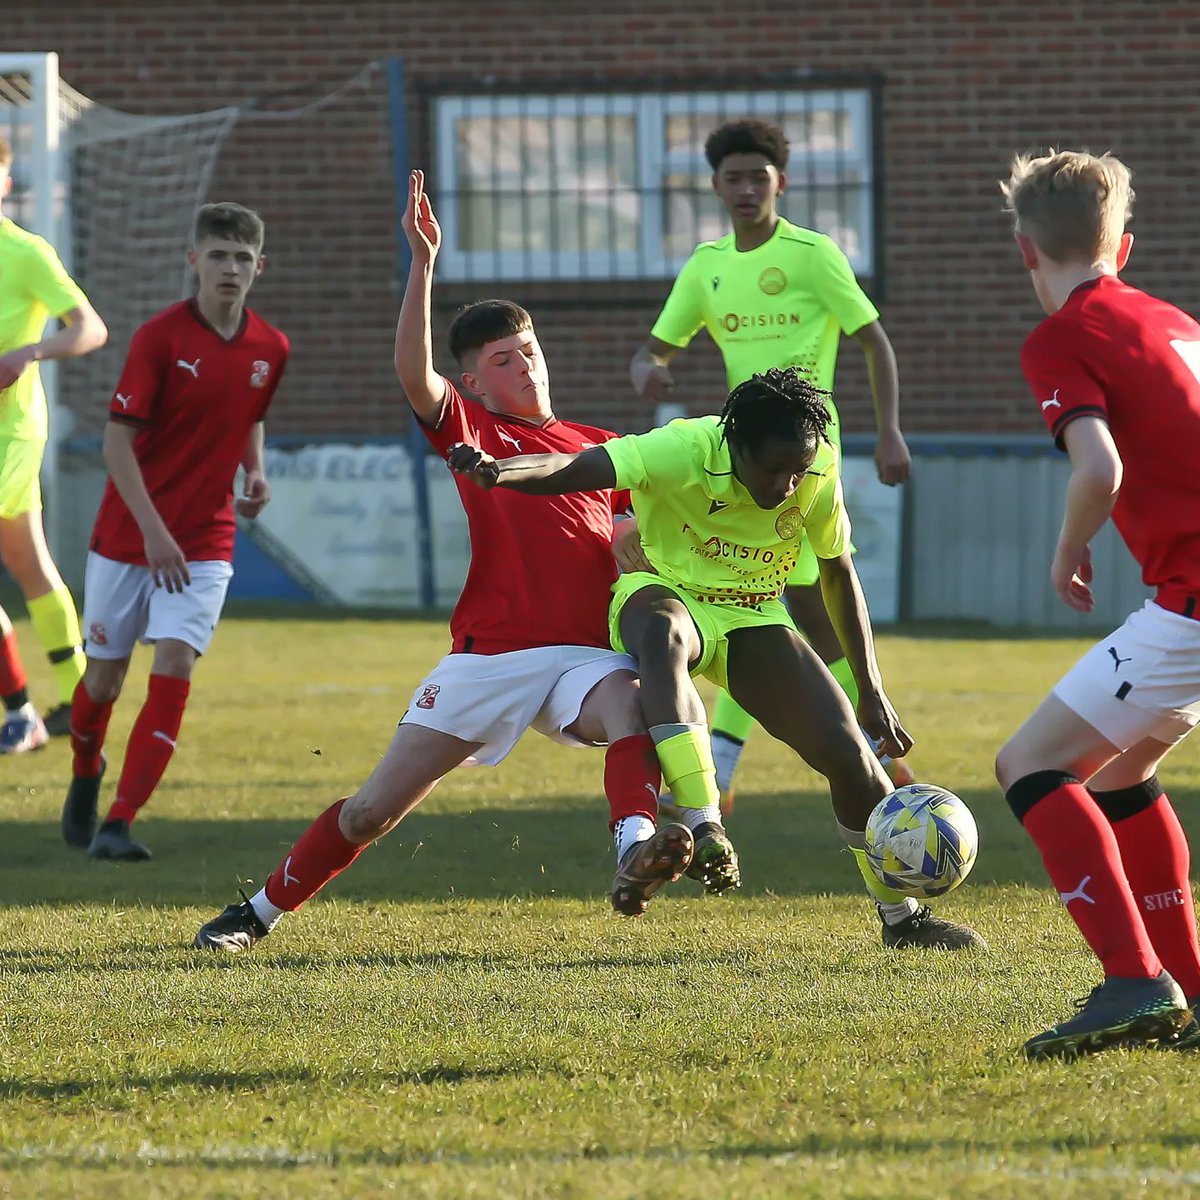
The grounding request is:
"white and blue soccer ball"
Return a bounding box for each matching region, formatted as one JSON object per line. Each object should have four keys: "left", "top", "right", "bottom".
{"left": 865, "top": 784, "right": 979, "bottom": 900}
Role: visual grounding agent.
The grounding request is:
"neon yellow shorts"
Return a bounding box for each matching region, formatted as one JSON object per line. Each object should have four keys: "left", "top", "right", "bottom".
{"left": 0, "top": 438, "right": 43, "bottom": 519}
{"left": 609, "top": 571, "right": 798, "bottom": 693}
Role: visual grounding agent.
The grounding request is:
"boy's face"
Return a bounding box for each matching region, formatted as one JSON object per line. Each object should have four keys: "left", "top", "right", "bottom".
{"left": 712, "top": 152, "right": 784, "bottom": 228}
{"left": 731, "top": 435, "right": 817, "bottom": 510}
{"left": 188, "top": 237, "right": 264, "bottom": 307}
{"left": 461, "top": 329, "right": 551, "bottom": 419}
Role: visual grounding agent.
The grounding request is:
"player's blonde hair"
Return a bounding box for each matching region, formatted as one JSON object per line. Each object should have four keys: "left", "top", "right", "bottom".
{"left": 0, "top": 138, "right": 11, "bottom": 169}
{"left": 1001, "top": 150, "right": 1133, "bottom": 265}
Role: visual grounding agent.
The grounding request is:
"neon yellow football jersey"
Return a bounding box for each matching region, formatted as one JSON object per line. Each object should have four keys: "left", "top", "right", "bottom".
{"left": 0, "top": 218, "right": 88, "bottom": 440}
{"left": 651, "top": 217, "right": 877, "bottom": 434}
{"left": 602, "top": 416, "right": 851, "bottom": 605}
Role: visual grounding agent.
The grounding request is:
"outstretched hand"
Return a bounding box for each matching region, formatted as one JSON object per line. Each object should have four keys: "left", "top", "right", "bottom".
{"left": 402, "top": 169, "right": 442, "bottom": 265}
{"left": 447, "top": 442, "right": 501, "bottom": 489}
{"left": 857, "top": 689, "right": 913, "bottom": 762}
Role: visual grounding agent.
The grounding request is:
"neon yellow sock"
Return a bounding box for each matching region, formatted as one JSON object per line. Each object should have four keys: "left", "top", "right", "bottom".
{"left": 712, "top": 689, "right": 755, "bottom": 742}
{"left": 27, "top": 588, "right": 85, "bottom": 705}
{"left": 653, "top": 728, "right": 721, "bottom": 809}
{"left": 850, "top": 845, "right": 908, "bottom": 904}
{"left": 828, "top": 656, "right": 860, "bottom": 709}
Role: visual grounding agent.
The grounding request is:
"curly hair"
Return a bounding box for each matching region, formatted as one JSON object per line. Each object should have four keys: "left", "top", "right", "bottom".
{"left": 719, "top": 367, "right": 833, "bottom": 456}
{"left": 704, "top": 119, "right": 789, "bottom": 172}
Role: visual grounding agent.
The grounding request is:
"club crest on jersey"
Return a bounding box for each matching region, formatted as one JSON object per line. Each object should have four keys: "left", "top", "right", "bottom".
{"left": 415, "top": 684, "right": 440, "bottom": 710}
{"left": 774, "top": 507, "right": 803, "bottom": 540}
{"left": 88, "top": 621, "right": 108, "bottom": 647}
{"left": 758, "top": 266, "right": 787, "bottom": 296}
{"left": 250, "top": 360, "right": 271, "bottom": 388}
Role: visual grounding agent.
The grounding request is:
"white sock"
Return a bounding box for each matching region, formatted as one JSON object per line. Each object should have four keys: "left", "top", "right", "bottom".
{"left": 710, "top": 732, "right": 744, "bottom": 794}
{"left": 676, "top": 803, "right": 722, "bottom": 832}
{"left": 614, "top": 815, "right": 656, "bottom": 862}
{"left": 878, "top": 897, "right": 920, "bottom": 924}
{"left": 249, "top": 887, "right": 287, "bottom": 931}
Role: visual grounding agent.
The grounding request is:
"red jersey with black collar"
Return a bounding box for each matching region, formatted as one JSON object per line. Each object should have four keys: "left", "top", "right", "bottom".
{"left": 1021, "top": 275, "right": 1200, "bottom": 604}
{"left": 421, "top": 378, "right": 629, "bottom": 654}
{"left": 90, "top": 299, "right": 288, "bottom": 564}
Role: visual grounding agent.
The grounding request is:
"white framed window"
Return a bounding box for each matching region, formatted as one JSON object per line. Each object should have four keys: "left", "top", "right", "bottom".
{"left": 433, "top": 86, "right": 876, "bottom": 283}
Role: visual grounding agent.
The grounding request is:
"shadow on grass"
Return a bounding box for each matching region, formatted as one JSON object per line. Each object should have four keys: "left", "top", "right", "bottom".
{"left": 0, "top": 785, "right": 1107, "bottom": 909}
{"left": 0, "top": 1062, "right": 549, "bottom": 1101}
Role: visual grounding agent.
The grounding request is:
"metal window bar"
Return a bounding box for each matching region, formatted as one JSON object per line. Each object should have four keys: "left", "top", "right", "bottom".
{"left": 424, "top": 76, "right": 881, "bottom": 291}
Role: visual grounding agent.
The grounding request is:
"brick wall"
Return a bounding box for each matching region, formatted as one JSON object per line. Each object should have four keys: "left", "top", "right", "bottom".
{"left": 8, "top": 0, "right": 1200, "bottom": 438}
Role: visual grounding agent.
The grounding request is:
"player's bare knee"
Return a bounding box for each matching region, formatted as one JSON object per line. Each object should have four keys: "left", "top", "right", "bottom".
{"left": 339, "top": 792, "right": 395, "bottom": 843}
{"left": 153, "top": 640, "right": 198, "bottom": 680}
{"left": 83, "top": 658, "right": 126, "bottom": 704}
{"left": 638, "top": 607, "right": 693, "bottom": 666}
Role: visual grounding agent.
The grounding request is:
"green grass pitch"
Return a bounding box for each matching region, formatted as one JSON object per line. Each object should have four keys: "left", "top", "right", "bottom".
{"left": 2, "top": 613, "right": 1200, "bottom": 1199}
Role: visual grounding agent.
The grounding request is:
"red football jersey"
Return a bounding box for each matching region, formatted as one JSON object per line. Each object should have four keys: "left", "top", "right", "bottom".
{"left": 1022, "top": 275, "right": 1200, "bottom": 604}
{"left": 422, "top": 379, "right": 629, "bottom": 654}
{"left": 90, "top": 300, "right": 289, "bottom": 564}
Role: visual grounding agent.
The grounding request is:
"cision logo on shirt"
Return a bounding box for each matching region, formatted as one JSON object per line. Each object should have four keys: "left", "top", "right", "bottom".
{"left": 721, "top": 311, "right": 808, "bottom": 333}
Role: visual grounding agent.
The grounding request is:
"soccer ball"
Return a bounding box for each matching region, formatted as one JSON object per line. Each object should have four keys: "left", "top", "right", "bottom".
{"left": 865, "top": 784, "right": 979, "bottom": 900}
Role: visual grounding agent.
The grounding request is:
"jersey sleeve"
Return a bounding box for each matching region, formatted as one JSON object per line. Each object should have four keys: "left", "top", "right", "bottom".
{"left": 420, "top": 379, "right": 482, "bottom": 458}
{"left": 108, "top": 322, "right": 169, "bottom": 427}
{"left": 21, "top": 235, "right": 88, "bottom": 318}
{"left": 601, "top": 420, "right": 703, "bottom": 493}
{"left": 649, "top": 252, "right": 705, "bottom": 349}
{"left": 254, "top": 336, "right": 290, "bottom": 422}
{"left": 808, "top": 234, "right": 879, "bottom": 336}
{"left": 1020, "top": 321, "right": 1108, "bottom": 449}
{"left": 803, "top": 467, "right": 853, "bottom": 559}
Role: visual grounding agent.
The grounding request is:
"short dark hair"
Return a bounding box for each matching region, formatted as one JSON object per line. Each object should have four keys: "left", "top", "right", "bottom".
{"left": 719, "top": 367, "right": 832, "bottom": 456}
{"left": 193, "top": 202, "right": 265, "bottom": 252}
{"left": 447, "top": 299, "right": 534, "bottom": 365}
{"left": 705, "top": 119, "right": 789, "bottom": 173}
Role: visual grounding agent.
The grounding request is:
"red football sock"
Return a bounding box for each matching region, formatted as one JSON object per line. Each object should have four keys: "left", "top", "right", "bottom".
{"left": 106, "top": 674, "right": 190, "bottom": 825}
{"left": 0, "top": 629, "right": 28, "bottom": 706}
{"left": 264, "top": 798, "right": 367, "bottom": 911}
{"left": 1093, "top": 779, "right": 1200, "bottom": 999}
{"left": 70, "top": 680, "right": 114, "bottom": 778}
{"left": 1007, "top": 771, "right": 1161, "bottom": 979}
{"left": 605, "top": 733, "right": 662, "bottom": 830}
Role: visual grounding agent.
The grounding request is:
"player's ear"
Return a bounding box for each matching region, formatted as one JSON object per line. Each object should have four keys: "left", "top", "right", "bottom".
{"left": 459, "top": 369, "right": 481, "bottom": 398}
{"left": 1115, "top": 231, "right": 1133, "bottom": 270}
{"left": 185, "top": 247, "right": 199, "bottom": 270}
{"left": 0, "top": 174, "right": 11, "bottom": 200}
{"left": 775, "top": 169, "right": 787, "bottom": 198}
{"left": 255, "top": 254, "right": 266, "bottom": 277}
{"left": 1014, "top": 232, "right": 1039, "bottom": 271}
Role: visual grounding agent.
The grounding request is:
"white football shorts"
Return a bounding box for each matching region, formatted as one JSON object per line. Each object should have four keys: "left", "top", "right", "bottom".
{"left": 399, "top": 644, "right": 638, "bottom": 767}
{"left": 82, "top": 551, "right": 234, "bottom": 659}
{"left": 1054, "top": 599, "right": 1200, "bottom": 749}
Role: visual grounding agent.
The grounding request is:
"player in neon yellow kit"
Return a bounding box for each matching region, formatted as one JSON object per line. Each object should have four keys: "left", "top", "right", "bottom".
{"left": 449, "top": 367, "right": 982, "bottom": 948}
{"left": 0, "top": 137, "right": 107, "bottom": 751}
{"left": 631, "top": 118, "right": 913, "bottom": 803}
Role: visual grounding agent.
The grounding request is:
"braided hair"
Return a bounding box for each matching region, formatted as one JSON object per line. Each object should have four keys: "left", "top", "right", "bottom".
{"left": 719, "top": 367, "right": 834, "bottom": 457}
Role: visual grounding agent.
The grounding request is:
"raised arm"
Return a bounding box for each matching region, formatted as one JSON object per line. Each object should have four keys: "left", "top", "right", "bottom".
{"left": 447, "top": 443, "right": 617, "bottom": 495}
{"left": 394, "top": 169, "right": 448, "bottom": 426}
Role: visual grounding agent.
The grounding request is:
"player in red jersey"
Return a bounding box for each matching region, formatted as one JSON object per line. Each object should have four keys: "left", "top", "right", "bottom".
{"left": 192, "top": 170, "right": 692, "bottom": 951}
{"left": 61, "top": 202, "right": 288, "bottom": 861}
{"left": 995, "top": 150, "right": 1200, "bottom": 1059}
